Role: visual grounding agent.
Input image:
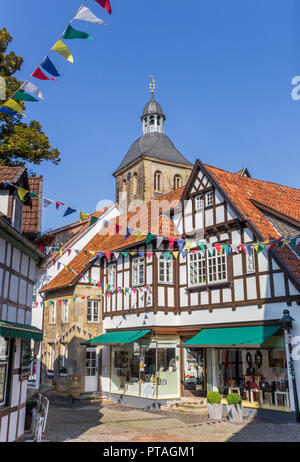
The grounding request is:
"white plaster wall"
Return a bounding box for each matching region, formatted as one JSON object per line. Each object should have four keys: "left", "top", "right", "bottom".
{"left": 216, "top": 205, "right": 225, "bottom": 224}
{"left": 260, "top": 274, "right": 271, "bottom": 298}
{"left": 158, "top": 286, "right": 165, "bottom": 306}
{"left": 7, "top": 306, "right": 16, "bottom": 322}
{"left": 9, "top": 275, "right": 18, "bottom": 302}
{"left": 8, "top": 411, "right": 18, "bottom": 442}
{"left": 18, "top": 407, "right": 26, "bottom": 438}
{"left": 20, "top": 254, "right": 29, "bottom": 276}
{"left": 11, "top": 248, "right": 21, "bottom": 272}
{"left": 0, "top": 415, "right": 8, "bottom": 442}
{"left": 205, "top": 209, "right": 213, "bottom": 227}
{"left": 211, "top": 289, "right": 220, "bottom": 304}
{"left": 246, "top": 277, "right": 257, "bottom": 300}
{"left": 168, "top": 288, "right": 174, "bottom": 307}
{"left": 0, "top": 238, "right": 6, "bottom": 264}
{"left": 233, "top": 254, "right": 243, "bottom": 276}
{"left": 258, "top": 252, "right": 269, "bottom": 272}
{"left": 273, "top": 273, "right": 285, "bottom": 297}
{"left": 234, "top": 279, "right": 244, "bottom": 301}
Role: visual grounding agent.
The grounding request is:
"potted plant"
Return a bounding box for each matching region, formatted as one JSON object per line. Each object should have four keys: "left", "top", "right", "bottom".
{"left": 25, "top": 399, "right": 38, "bottom": 430}
{"left": 226, "top": 393, "right": 243, "bottom": 422}
{"left": 207, "top": 391, "right": 223, "bottom": 420}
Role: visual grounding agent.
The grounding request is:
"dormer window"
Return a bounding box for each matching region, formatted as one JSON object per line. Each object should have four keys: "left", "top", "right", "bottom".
{"left": 174, "top": 175, "right": 182, "bottom": 190}
{"left": 195, "top": 195, "right": 203, "bottom": 210}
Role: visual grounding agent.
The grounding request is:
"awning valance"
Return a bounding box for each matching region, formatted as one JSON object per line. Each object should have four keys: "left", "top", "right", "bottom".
{"left": 83, "top": 329, "right": 151, "bottom": 346}
{"left": 181, "top": 325, "right": 281, "bottom": 348}
{"left": 0, "top": 320, "right": 43, "bottom": 341}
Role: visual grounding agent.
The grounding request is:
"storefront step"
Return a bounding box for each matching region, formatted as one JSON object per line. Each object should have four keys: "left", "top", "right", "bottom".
{"left": 161, "top": 399, "right": 208, "bottom": 414}
{"left": 76, "top": 392, "right": 113, "bottom": 403}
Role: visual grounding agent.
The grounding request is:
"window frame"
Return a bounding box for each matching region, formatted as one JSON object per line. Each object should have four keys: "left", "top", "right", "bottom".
{"left": 62, "top": 300, "right": 69, "bottom": 323}
{"left": 107, "top": 263, "right": 117, "bottom": 291}
{"left": 87, "top": 300, "right": 100, "bottom": 323}
{"left": 48, "top": 344, "right": 55, "bottom": 374}
{"left": 158, "top": 254, "right": 174, "bottom": 284}
{"left": 246, "top": 247, "right": 256, "bottom": 273}
{"left": 195, "top": 195, "right": 204, "bottom": 210}
{"left": 188, "top": 250, "right": 228, "bottom": 288}
{"left": 49, "top": 301, "right": 56, "bottom": 325}
{"left": 132, "top": 256, "right": 145, "bottom": 287}
{"left": 154, "top": 171, "right": 162, "bottom": 193}
{"left": 0, "top": 337, "right": 10, "bottom": 406}
{"left": 205, "top": 191, "right": 214, "bottom": 207}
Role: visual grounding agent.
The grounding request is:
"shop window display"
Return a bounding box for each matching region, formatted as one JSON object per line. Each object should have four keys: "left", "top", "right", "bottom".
{"left": 183, "top": 348, "right": 205, "bottom": 393}
{"left": 217, "top": 346, "right": 289, "bottom": 409}
{"left": 110, "top": 339, "right": 180, "bottom": 399}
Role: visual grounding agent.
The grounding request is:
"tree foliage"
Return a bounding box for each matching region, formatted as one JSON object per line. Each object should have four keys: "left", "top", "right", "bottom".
{"left": 0, "top": 28, "right": 60, "bottom": 168}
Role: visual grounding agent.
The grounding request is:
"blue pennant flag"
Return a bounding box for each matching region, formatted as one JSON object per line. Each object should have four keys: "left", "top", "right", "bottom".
{"left": 0, "top": 107, "right": 16, "bottom": 117}
{"left": 63, "top": 207, "right": 77, "bottom": 217}
{"left": 177, "top": 239, "right": 185, "bottom": 252}
{"left": 125, "top": 227, "right": 133, "bottom": 240}
{"left": 97, "top": 251, "right": 103, "bottom": 260}
{"left": 41, "top": 57, "right": 60, "bottom": 77}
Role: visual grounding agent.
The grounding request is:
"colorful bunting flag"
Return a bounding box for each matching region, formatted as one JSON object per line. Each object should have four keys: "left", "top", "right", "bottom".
{"left": 89, "top": 216, "right": 99, "bottom": 227}
{"left": 4, "top": 98, "right": 25, "bottom": 116}
{"left": 62, "top": 24, "right": 93, "bottom": 40}
{"left": 14, "top": 91, "right": 38, "bottom": 102}
{"left": 0, "top": 107, "right": 15, "bottom": 117}
{"left": 95, "top": 0, "right": 112, "bottom": 14}
{"left": 21, "top": 80, "right": 44, "bottom": 100}
{"left": 56, "top": 201, "right": 64, "bottom": 210}
{"left": 52, "top": 40, "right": 74, "bottom": 63}
{"left": 17, "top": 187, "right": 28, "bottom": 202}
{"left": 43, "top": 198, "right": 53, "bottom": 209}
{"left": 156, "top": 235, "right": 164, "bottom": 248}
{"left": 168, "top": 237, "right": 175, "bottom": 250}
{"left": 63, "top": 207, "right": 77, "bottom": 217}
{"left": 177, "top": 239, "right": 184, "bottom": 252}
{"left": 41, "top": 57, "right": 60, "bottom": 77}
{"left": 32, "top": 67, "right": 56, "bottom": 81}
{"left": 74, "top": 5, "right": 107, "bottom": 25}
{"left": 80, "top": 211, "right": 89, "bottom": 221}
{"left": 146, "top": 232, "right": 155, "bottom": 244}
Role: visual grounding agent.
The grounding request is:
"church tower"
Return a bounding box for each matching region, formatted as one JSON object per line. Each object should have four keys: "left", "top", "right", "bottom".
{"left": 113, "top": 80, "right": 193, "bottom": 211}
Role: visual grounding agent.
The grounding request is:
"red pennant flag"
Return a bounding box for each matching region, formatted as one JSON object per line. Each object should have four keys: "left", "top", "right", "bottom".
{"left": 58, "top": 300, "right": 62, "bottom": 305}
{"left": 214, "top": 243, "right": 221, "bottom": 255}
{"left": 95, "top": 0, "right": 112, "bottom": 14}
{"left": 56, "top": 201, "right": 64, "bottom": 210}
{"left": 38, "top": 245, "right": 45, "bottom": 251}
{"left": 67, "top": 249, "right": 72, "bottom": 256}
{"left": 147, "top": 252, "right": 153, "bottom": 260}
{"left": 115, "top": 223, "right": 120, "bottom": 234}
{"left": 97, "top": 281, "right": 100, "bottom": 288}
{"left": 105, "top": 251, "right": 111, "bottom": 260}
{"left": 168, "top": 236, "right": 175, "bottom": 250}
{"left": 32, "top": 67, "right": 56, "bottom": 81}
{"left": 35, "top": 302, "right": 38, "bottom": 307}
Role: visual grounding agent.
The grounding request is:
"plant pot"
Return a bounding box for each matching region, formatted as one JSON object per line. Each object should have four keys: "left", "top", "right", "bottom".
{"left": 25, "top": 413, "right": 32, "bottom": 431}
{"left": 227, "top": 404, "right": 243, "bottom": 422}
{"left": 207, "top": 403, "right": 223, "bottom": 420}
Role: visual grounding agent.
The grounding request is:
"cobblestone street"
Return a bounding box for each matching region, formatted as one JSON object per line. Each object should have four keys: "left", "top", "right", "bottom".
{"left": 40, "top": 401, "right": 300, "bottom": 443}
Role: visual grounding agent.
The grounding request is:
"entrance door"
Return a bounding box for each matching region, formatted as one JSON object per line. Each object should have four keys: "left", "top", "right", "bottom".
{"left": 85, "top": 348, "right": 98, "bottom": 392}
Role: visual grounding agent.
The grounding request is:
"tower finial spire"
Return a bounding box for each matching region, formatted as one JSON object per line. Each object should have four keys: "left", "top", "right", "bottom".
{"left": 149, "top": 75, "right": 156, "bottom": 99}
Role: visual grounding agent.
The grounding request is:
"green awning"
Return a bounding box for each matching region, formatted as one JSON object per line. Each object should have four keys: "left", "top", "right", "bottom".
{"left": 0, "top": 320, "right": 43, "bottom": 341}
{"left": 181, "top": 325, "right": 281, "bottom": 348}
{"left": 83, "top": 329, "right": 151, "bottom": 345}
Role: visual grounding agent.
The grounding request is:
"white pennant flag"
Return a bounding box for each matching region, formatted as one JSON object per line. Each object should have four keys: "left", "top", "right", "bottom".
{"left": 43, "top": 197, "right": 53, "bottom": 209}
{"left": 156, "top": 236, "right": 164, "bottom": 248}
{"left": 114, "top": 252, "right": 119, "bottom": 261}
{"left": 21, "top": 80, "right": 44, "bottom": 100}
{"left": 156, "top": 252, "right": 162, "bottom": 260}
{"left": 74, "top": 6, "right": 107, "bottom": 25}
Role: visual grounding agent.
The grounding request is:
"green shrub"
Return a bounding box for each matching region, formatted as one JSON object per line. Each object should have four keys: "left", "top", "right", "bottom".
{"left": 226, "top": 393, "right": 242, "bottom": 405}
{"left": 207, "top": 391, "right": 221, "bottom": 404}
{"left": 26, "top": 400, "right": 38, "bottom": 415}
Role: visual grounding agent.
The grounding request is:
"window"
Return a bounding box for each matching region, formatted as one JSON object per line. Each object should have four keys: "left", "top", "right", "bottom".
{"left": 154, "top": 171, "right": 162, "bottom": 192}
{"left": 0, "top": 337, "right": 10, "bottom": 405}
{"left": 49, "top": 302, "right": 56, "bottom": 324}
{"left": 62, "top": 301, "right": 69, "bottom": 323}
{"left": 60, "top": 344, "right": 68, "bottom": 374}
{"left": 122, "top": 179, "right": 127, "bottom": 192}
{"left": 48, "top": 344, "right": 55, "bottom": 372}
{"left": 87, "top": 300, "right": 99, "bottom": 323}
{"left": 246, "top": 247, "right": 255, "bottom": 273}
{"left": 132, "top": 173, "right": 138, "bottom": 195}
{"left": 12, "top": 196, "right": 23, "bottom": 233}
{"left": 21, "top": 339, "right": 31, "bottom": 378}
{"left": 188, "top": 251, "right": 227, "bottom": 286}
{"left": 207, "top": 252, "right": 227, "bottom": 283}
{"left": 189, "top": 252, "right": 206, "bottom": 286}
{"left": 195, "top": 195, "right": 203, "bottom": 210}
{"left": 174, "top": 175, "right": 182, "bottom": 190}
{"left": 132, "top": 257, "right": 145, "bottom": 286}
{"left": 205, "top": 191, "right": 213, "bottom": 207}
{"left": 107, "top": 264, "right": 116, "bottom": 291}
{"left": 158, "top": 254, "right": 173, "bottom": 283}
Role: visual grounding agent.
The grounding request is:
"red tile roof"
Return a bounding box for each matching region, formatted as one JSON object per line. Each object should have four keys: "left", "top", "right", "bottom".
{"left": 0, "top": 166, "right": 25, "bottom": 183}
{"left": 41, "top": 191, "right": 183, "bottom": 293}
{"left": 22, "top": 176, "right": 43, "bottom": 236}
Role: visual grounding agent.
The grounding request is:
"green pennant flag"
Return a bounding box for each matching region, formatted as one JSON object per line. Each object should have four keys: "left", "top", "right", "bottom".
{"left": 222, "top": 244, "right": 229, "bottom": 255}
{"left": 146, "top": 232, "right": 155, "bottom": 244}
{"left": 198, "top": 241, "right": 205, "bottom": 252}
{"left": 62, "top": 24, "right": 93, "bottom": 40}
{"left": 89, "top": 216, "right": 99, "bottom": 227}
{"left": 72, "top": 298, "right": 76, "bottom": 303}
{"left": 14, "top": 90, "right": 39, "bottom": 102}
{"left": 28, "top": 192, "right": 39, "bottom": 198}
{"left": 121, "top": 252, "right": 128, "bottom": 257}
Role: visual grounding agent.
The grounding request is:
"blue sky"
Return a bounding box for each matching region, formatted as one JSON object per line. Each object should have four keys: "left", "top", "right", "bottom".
{"left": 2, "top": 0, "right": 300, "bottom": 232}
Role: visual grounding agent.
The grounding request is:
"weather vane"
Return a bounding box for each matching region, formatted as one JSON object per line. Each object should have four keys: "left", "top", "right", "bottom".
{"left": 149, "top": 75, "right": 156, "bottom": 95}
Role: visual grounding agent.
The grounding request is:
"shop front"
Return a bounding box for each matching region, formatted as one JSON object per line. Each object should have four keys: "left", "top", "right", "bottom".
{"left": 181, "top": 324, "right": 291, "bottom": 411}
{"left": 84, "top": 329, "right": 181, "bottom": 401}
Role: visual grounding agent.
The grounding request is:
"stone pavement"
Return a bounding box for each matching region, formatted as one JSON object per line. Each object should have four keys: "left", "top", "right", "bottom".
{"left": 39, "top": 401, "right": 300, "bottom": 442}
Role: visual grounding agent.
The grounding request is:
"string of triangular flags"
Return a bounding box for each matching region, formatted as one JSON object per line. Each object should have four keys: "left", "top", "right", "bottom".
{"left": 0, "top": 178, "right": 101, "bottom": 224}
{"left": 35, "top": 284, "right": 152, "bottom": 308}
{"left": 49, "top": 235, "right": 300, "bottom": 272}
{"left": 0, "top": 0, "right": 111, "bottom": 118}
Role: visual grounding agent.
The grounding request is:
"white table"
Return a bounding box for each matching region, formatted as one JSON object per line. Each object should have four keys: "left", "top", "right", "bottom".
{"left": 249, "top": 389, "right": 263, "bottom": 404}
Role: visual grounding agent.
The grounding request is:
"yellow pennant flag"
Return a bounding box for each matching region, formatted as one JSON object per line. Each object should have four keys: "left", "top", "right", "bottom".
{"left": 89, "top": 251, "right": 96, "bottom": 256}
{"left": 52, "top": 40, "right": 74, "bottom": 63}
{"left": 17, "top": 187, "right": 28, "bottom": 202}
{"left": 136, "top": 231, "right": 143, "bottom": 241}
{"left": 129, "top": 251, "right": 136, "bottom": 256}
{"left": 186, "top": 240, "right": 191, "bottom": 252}
{"left": 4, "top": 98, "right": 25, "bottom": 116}
{"left": 173, "top": 251, "right": 179, "bottom": 259}
{"left": 80, "top": 211, "right": 89, "bottom": 222}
